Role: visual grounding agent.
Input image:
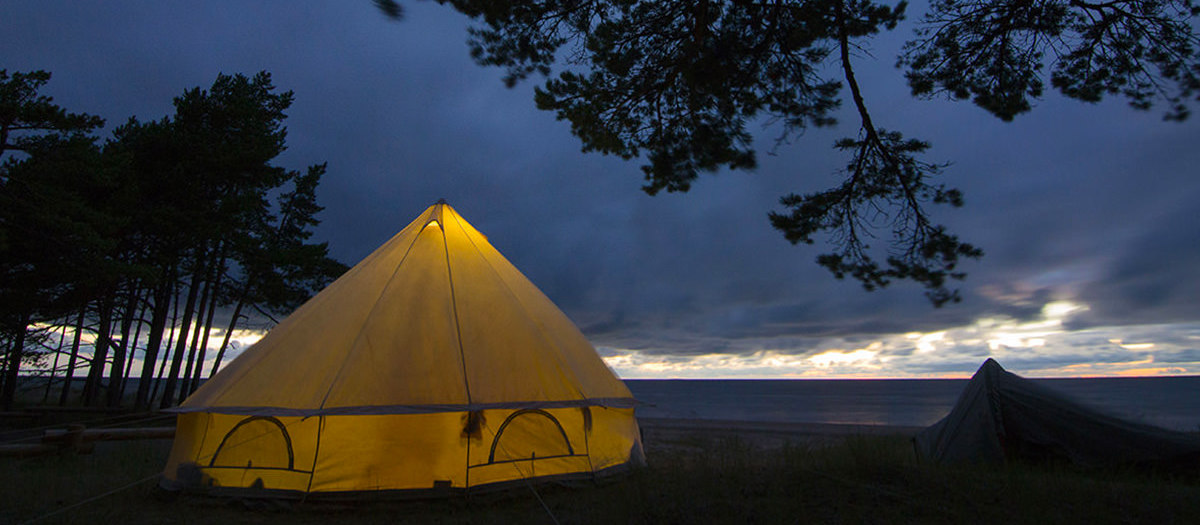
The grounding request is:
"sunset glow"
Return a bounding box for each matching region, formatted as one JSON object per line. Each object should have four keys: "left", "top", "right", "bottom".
{"left": 598, "top": 300, "right": 1200, "bottom": 379}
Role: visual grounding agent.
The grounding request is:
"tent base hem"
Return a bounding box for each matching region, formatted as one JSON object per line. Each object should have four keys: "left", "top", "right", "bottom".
{"left": 157, "top": 459, "right": 643, "bottom": 501}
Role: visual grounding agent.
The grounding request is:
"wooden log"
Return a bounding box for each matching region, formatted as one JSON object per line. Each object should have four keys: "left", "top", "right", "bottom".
{"left": 42, "top": 426, "right": 175, "bottom": 443}
{"left": 0, "top": 425, "right": 172, "bottom": 457}
{"left": 64, "top": 424, "right": 86, "bottom": 452}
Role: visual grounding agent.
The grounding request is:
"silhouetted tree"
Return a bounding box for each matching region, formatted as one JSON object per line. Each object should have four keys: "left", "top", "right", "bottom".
{"left": 0, "top": 135, "right": 111, "bottom": 409}
{"left": 0, "top": 70, "right": 134, "bottom": 409}
{"left": 1, "top": 68, "right": 345, "bottom": 409}
{"left": 208, "top": 163, "right": 348, "bottom": 382}
{"left": 380, "top": 0, "right": 1199, "bottom": 305}
{"left": 901, "top": 0, "right": 1200, "bottom": 122}
{"left": 95, "top": 74, "right": 345, "bottom": 409}
{"left": 0, "top": 69, "right": 104, "bottom": 157}
{"left": 150, "top": 72, "right": 295, "bottom": 407}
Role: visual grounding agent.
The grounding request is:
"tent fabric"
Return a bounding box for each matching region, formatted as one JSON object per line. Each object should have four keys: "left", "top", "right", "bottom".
{"left": 914, "top": 358, "right": 1200, "bottom": 468}
{"left": 162, "top": 202, "right": 644, "bottom": 496}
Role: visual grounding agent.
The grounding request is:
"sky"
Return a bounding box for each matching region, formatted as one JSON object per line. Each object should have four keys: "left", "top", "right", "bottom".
{"left": 4, "top": 1, "right": 1200, "bottom": 379}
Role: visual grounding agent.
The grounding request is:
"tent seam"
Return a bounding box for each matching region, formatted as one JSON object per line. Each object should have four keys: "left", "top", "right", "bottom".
{"left": 440, "top": 205, "right": 474, "bottom": 405}
{"left": 315, "top": 208, "right": 432, "bottom": 410}
{"left": 447, "top": 210, "right": 592, "bottom": 403}
{"left": 438, "top": 204, "right": 475, "bottom": 490}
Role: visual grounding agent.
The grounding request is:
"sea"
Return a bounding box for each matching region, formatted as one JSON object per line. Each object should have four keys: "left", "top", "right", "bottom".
{"left": 625, "top": 376, "right": 1200, "bottom": 431}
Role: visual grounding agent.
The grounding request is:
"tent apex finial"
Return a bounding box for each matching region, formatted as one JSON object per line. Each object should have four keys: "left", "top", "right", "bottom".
{"left": 435, "top": 198, "right": 448, "bottom": 205}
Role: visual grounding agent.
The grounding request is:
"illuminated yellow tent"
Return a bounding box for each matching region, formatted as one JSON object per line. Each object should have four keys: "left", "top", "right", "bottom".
{"left": 162, "top": 201, "right": 644, "bottom": 497}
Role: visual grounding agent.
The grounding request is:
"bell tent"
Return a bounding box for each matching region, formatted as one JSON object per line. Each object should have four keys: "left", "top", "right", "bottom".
{"left": 162, "top": 201, "right": 644, "bottom": 496}
{"left": 915, "top": 358, "right": 1200, "bottom": 468}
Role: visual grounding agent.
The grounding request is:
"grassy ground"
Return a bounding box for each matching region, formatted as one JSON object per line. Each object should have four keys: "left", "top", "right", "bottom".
{"left": 2, "top": 428, "right": 1199, "bottom": 524}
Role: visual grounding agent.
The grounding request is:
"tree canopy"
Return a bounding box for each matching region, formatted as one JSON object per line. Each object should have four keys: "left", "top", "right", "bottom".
{"left": 0, "top": 69, "right": 105, "bottom": 157}
{"left": 379, "top": 0, "right": 1200, "bottom": 306}
{"left": 0, "top": 70, "right": 346, "bottom": 409}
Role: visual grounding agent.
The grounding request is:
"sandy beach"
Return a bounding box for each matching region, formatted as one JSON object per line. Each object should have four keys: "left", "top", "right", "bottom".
{"left": 637, "top": 417, "right": 923, "bottom": 453}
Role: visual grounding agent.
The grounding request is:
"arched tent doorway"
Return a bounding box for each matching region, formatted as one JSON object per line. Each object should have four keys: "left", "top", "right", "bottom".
{"left": 488, "top": 408, "right": 575, "bottom": 464}
{"left": 209, "top": 416, "right": 295, "bottom": 470}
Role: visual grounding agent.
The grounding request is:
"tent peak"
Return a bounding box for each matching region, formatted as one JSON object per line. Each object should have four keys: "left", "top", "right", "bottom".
{"left": 425, "top": 200, "right": 450, "bottom": 229}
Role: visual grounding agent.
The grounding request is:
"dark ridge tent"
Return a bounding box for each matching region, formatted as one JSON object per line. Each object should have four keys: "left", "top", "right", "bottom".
{"left": 161, "top": 201, "right": 644, "bottom": 497}
{"left": 914, "top": 358, "right": 1200, "bottom": 468}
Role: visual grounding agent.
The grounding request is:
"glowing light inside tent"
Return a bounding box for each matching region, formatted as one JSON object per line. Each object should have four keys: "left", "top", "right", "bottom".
{"left": 425, "top": 220, "right": 441, "bottom": 230}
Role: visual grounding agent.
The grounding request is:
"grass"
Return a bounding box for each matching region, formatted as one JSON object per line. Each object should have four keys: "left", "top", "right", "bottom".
{"left": 2, "top": 431, "right": 1199, "bottom": 524}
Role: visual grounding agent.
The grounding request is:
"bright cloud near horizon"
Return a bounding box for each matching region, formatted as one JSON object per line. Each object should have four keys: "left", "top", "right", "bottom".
{"left": 598, "top": 301, "right": 1200, "bottom": 378}
{"left": 4, "top": 2, "right": 1200, "bottom": 380}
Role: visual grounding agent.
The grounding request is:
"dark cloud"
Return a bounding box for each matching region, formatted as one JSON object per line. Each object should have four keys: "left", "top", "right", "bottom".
{"left": 4, "top": 2, "right": 1200, "bottom": 376}
{"left": 1154, "top": 348, "right": 1200, "bottom": 363}
{"left": 1068, "top": 201, "right": 1200, "bottom": 328}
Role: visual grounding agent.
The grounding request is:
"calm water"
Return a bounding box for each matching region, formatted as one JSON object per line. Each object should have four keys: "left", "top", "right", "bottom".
{"left": 625, "top": 376, "right": 1200, "bottom": 431}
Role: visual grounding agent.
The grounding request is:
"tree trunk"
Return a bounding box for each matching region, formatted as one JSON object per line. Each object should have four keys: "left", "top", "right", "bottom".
{"left": 148, "top": 287, "right": 180, "bottom": 408}
{"left": 41, "top": 324, "right": 69, "bottom": 403}
{"left": 153, "top": 284, "right": 183, "bottom": 405}
{"left": 189, "top": 252, "right": 226, "bottom": 394}
{"left": 135, "top": 270, "right": 174, "bottom": 410}
{"left": 0, "top": 340, "right": 6, "bottom": 402}
{"left": 118, "top": 295, "right": 149, "bottom": 403}
{"left": 0, "top": 336, "right": 6, "bottom": 393}
{"left": 209, "top": 296, "right": 246, "bottom": 378}
{"left": 178, "top": 276, "right": 210, "bottom": 403}
{"left": 59, "top": 307, "right": 87, "bottom": 406}
{"left": 179, "top": 244, "right": 223, "bottom": 400}
{"left": 82, "top": 297, "right": 115, "bottom": 406}
{"left": 1, "top": 313, "right": 32, "bottom": 411}
{"left": 106, "top": 285, "right": 141, "bottom": 407}
{"left": 160, "top": 262, "right": 204, "bottom": 409}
